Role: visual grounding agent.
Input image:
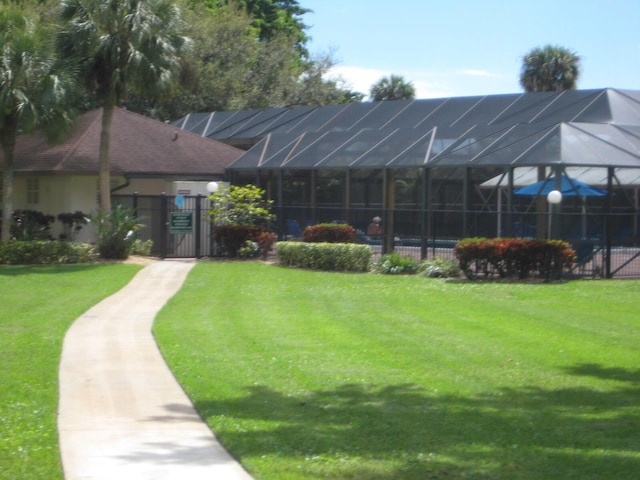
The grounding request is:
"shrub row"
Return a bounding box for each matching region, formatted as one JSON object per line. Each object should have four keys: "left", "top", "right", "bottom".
{"left": 302, "top": 223, "right": 356, "bottom": 243}
{"left": 454, "top": 238, "right": 576, "bottom": 280}
{"left": 0, "top": 241, "right": 97, "bottom": 265}
{"left": 277, "top": 241, "right": 372, "bottom": 272}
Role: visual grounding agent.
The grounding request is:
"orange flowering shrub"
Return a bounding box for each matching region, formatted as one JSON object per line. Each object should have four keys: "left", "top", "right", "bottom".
{"left": 302, "top": 223, "right": 356, "bottom": 243}
{"left": 454, "top": 238, "right": 576, "bottom": 281}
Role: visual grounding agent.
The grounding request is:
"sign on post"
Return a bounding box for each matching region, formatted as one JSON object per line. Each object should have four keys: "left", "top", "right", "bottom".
{"left": 170, "top": 212, "right": 193, "bottom": 234}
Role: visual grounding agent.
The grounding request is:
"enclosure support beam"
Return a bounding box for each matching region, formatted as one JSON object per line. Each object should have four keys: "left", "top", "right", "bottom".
{"left": 605, "top": 167, "right": 614, "bottom": 278}
{"left": 506, "top": 168, "right": 514, "bottom": 237}
{"left": 310, "top": 170, "right": 317, "bottom": 225}
{"left": 421, "top": 167, "right": 428, "bottom": 259}
{"left": 344, "top": 169, "right": 352, "bottom": 225}
{"left": 383, "top": 168, "right": 396, "bottom": 254}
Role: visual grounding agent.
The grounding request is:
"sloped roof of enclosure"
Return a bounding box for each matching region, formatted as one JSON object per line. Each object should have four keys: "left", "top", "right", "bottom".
{"left": 175, "top": 88, "right": 640, "bottom": 170}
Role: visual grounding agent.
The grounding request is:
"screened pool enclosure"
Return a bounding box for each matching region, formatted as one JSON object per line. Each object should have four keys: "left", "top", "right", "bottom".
{"left": 176, "top": 88, "right": 640, "bottom": 277}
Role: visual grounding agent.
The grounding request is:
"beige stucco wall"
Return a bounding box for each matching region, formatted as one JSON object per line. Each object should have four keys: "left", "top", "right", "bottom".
{"left": 5, "top": 175, "right": 216, "bottom": 242}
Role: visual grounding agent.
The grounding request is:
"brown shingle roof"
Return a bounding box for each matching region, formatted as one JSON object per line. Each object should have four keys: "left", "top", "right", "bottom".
{"left": 1, "top": 107, "right": 243, "bottom": 176}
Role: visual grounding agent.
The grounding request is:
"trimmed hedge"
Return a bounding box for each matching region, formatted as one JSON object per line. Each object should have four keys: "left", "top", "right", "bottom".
{"left": 454, "top": 237, "right": 576, "bottom": 280}
{"left": 277, "top": 241, "right": 372, "bottom": 272}
{"left": 302, "top": 223, "right": 356, "bottom": 243}
{"left": 0, "top": 241, "right": 97, "bottom": 265}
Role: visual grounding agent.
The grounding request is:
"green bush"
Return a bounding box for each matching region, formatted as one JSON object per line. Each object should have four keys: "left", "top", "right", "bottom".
{"left": 93, "top": 206, "right": 143, "bottom": 260}
{"left": 0, "top": 241, "right": 97, "bottom": 264}
{"left": 277, "top": 241, "right": 372, "bottom": 272}
{"left": 376, "top": 252, "right": 420, "bottom": 274}
{"left": 129, "top": 239, "right": 153, "bottom": 256}
{"left": 238, "top": 240, "right": 260, "bottom": 258}
{"left": 10, "top": 210, "right": 55, "bottom": 240}
{"left": 213, "top": 225, "right": 267, "bottom": 257}
{"left": 421, "top": 257, "right": 462, "bottom": 278}
{"left": 302, "top": 223, "right": 356, "bottom": 243}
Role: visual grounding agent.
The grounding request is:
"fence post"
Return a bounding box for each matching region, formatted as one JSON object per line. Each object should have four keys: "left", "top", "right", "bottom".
{"left": 159, "top": 193, "right": 167, "bottom": 259}
{"left": 195, "top": 194, "right": 202, "bottom": 258}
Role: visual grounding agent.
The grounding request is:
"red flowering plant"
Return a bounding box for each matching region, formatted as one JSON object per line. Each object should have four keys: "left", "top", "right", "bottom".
{"left": 255, "top": 232, "right": 277, "bottom": 260}
{"left": 302, "top": 223, "right": 356, "bottom": 243}
{"left": 455, "top": 237, "right": 576, "bottom": 281}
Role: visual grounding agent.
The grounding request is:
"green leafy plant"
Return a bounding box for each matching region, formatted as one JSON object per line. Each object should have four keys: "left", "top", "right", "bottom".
{"left": 208, "top": 184, "right": 275, "bottom": 227}
{"left": 129, "top": 239, "right": 153, "bottom": 256}
{"left": 92, "top": 206, "right": 144, "bottom": 260}
{"left": 209, "top": 184, "right": 276, "bottom": 257}
{"left": 238, "top": 240, "right": 259, "bottom": 259}
{"left": 376, "top": 252, "right": 419, "bottom": 274}
{"left": 9, "top": 210, "right": 55, "bottom": 240}
{"left": 213, "top": 225, "right": 267, "bottom": 257}
{"left": 421, "top": 257, "right": 462, "bottom": 278}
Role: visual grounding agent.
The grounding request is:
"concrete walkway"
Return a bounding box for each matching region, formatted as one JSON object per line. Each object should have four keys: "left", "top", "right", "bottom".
{"left": 58, "top": 260, "right": 254, "bottom": 480}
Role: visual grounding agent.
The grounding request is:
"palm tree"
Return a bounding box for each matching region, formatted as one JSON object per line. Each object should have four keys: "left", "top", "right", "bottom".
{"left": 520, "top": 45, "right": 581, "bottom": 92}
{"left": 369, "top": 74, "right": 416, "bottom": 101}
{"left": 0, "top": 6, "right": 72, "bottom": 242}
{"left": 58, "top": 0, "right": 187, "bottom": 212}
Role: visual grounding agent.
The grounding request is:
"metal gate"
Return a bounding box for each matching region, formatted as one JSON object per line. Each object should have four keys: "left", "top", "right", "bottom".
{"left": 114, "top": 193, "right": 213, "bottom": 258}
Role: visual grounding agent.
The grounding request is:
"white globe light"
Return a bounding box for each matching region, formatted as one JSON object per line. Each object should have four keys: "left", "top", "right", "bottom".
{"left": 547, "top": 190, "right": 562, "bottom": 205}
{"left": 206, "top": 181, "right": 219, "bottom": 193}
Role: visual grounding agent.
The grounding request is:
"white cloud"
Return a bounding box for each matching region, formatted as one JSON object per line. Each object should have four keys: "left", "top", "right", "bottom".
{"left": 326, "top": 65, "right": 451, "bottom": 100}
{"left": 459, "top": 69, "right": 500, "bottom": 78}
{"left": 325, "top": 65, "right": 514, "bottom": 100}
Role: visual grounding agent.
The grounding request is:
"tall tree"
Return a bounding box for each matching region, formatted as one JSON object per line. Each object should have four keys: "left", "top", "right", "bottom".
{"left": 0, "top": 5, "right": 72, "bottom": 242}
{"left": 130, "top": 3, "right": 360, "bottom": 117}
{"left": 520, "top": 45, "right": 581, "bottom": 92}
{"left": 57, "top": 0, "right": 187, "bottom": 211}
{"left": 193, "top": 0, "right": 310, "bottom": 56}
{"left": 370, "top": 74, "right": 415, "bottom": 101}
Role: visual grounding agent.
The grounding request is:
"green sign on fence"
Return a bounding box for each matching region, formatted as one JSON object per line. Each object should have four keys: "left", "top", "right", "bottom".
{"left": 170, "top": 212, "right": 193, "bottom": 234}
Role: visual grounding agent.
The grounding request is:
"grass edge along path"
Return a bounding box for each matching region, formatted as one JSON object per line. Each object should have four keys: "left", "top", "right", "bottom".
{"left": 0, "top": 264, "right": 142, "bottom": 480}
{"left": 155, "top": 262, "right": 640, "bottom": 480}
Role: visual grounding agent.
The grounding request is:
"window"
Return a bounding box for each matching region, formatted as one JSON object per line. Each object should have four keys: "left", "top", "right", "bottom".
{"left": 27, "top": 178, "right": 39, "bottom": 205}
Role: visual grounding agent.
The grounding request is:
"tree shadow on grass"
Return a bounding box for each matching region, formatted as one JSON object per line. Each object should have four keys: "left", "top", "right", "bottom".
{"left": 563, "top": 362, "right": 640, "bottom": 385}
{"left": 195, "top": 367, "right": 640, "bottom": 479}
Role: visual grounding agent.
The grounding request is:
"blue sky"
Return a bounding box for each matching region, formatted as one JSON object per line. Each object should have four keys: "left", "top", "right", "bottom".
{"left": 302, "top": 0, "right": 640, "bottom": 99}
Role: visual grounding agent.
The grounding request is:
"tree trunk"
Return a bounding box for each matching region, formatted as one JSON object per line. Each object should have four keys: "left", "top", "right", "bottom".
{"left": 1, "top": 121, "right": 17, "bottom": 243}
{"left": 99, "top": 103, "right": 114, "bottom": 212}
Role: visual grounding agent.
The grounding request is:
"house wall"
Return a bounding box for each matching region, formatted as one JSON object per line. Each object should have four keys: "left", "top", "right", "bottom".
{"left": 114, "top": 179, "right": 215, "bottom": 196}
{"left": 6, "top": 175, "right": 215, "bottom": 242}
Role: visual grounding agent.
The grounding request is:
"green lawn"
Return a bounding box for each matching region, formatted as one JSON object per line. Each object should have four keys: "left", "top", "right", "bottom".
{"left": 155, "top": 262, "right": 640, "bottom": 480}
{"left": 0, "top": 264, "right": 142, "bottom": 480}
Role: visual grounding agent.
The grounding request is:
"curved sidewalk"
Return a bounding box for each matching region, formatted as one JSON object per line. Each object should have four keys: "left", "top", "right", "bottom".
{"left": 58, "top": 260, "right": 254, "bottom": 480}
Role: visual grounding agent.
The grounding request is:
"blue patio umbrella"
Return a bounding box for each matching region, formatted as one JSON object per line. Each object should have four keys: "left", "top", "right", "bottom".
{"left": 513, "top": 175, "right": 607, "bottom": 197}
{"left": 514, "top": 175, "right": 607, "bottom": 238}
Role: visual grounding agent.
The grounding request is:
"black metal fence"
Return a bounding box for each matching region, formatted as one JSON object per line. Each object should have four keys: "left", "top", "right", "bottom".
{"left": 114, "top": 194, "right": 640, "bottom": 278}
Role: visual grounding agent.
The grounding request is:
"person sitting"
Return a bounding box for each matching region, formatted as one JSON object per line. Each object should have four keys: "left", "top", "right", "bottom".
{"left": 367, "top": 216, "right": 383, "bottom": 238}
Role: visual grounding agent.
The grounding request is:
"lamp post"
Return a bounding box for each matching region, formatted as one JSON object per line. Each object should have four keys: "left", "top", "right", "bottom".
{"left": 206, "top": 182, "right": 219, "bottom": 256}
{"left": 206, "top": 181, "right": 219, "bottom": 195}
{"left": 547, "top": 189, "right": 562, "bottom": 239}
